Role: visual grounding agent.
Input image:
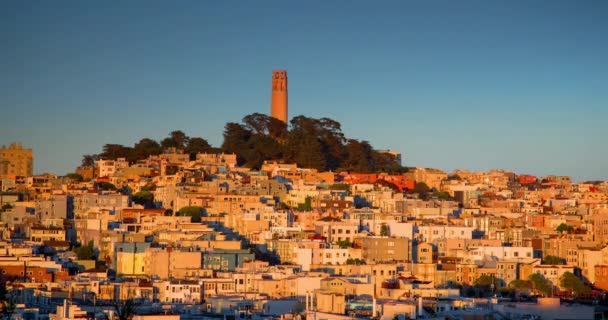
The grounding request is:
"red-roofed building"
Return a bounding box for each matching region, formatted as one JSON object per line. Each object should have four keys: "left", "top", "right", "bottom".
{"left": 122, "top": 208, "right": 165, "bottom": 222}
{"left": 377, "top": 174, "right": 415, "bottom": 191}
{"left": 518, "top": 175, "right": 537, "bottom": 185}
{"left": 0, "top": 265, "right": 70, "bottom": 282}
{"left": 341, "top": 173, "right": 378, "bottom": 184}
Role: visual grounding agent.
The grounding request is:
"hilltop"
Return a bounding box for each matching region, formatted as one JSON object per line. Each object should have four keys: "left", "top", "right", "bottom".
{"left": 82, "top": 113, "right": 406, "bottom": 174}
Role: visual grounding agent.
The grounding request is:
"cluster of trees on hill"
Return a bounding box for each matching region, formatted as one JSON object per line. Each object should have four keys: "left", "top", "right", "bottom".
{"left": 464, "top": 271, "right": 591, "bottom": 299}
{"left": 81, "top": 131, "right": 218, "bottom": 166}
{"left": 222, "top": 113, "right": 405, "bottom": 173}
{"left": 82, "top": 113, "right": 406, "bottom": 174}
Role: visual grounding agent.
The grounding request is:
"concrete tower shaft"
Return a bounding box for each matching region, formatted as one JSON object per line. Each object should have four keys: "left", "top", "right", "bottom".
{"left": 270, "top": 70, "right": 288, "bottom": 123}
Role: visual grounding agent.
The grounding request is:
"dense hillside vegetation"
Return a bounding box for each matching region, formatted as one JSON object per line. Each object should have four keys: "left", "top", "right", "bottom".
{"left": 83, "top": 113, "right": 406, "bottom": 173}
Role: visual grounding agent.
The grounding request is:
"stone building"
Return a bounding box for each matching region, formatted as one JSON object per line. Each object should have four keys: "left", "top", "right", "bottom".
{"left": 0, "top": 143, "right": 33, "bottom": 177}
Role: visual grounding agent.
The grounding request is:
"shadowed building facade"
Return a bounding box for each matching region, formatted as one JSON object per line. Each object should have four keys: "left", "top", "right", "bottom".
{"left": 270, "top": 70, "right": 288, "bottom": 123}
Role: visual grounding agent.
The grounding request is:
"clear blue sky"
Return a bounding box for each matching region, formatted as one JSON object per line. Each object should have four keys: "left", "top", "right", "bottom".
{"left": 1, "top": 1, "right": 607, "bottom": 181}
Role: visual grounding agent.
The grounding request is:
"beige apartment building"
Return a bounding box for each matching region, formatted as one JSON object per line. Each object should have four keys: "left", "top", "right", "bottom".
{"left": 416, "top": 242, "right": 437, "bottom": 264}
{"left": 145, "top": 248, "right": 204, "bottom": 279}
{"left": 0, "top": 143, "right": 33, "bottom": 178}
{"left": 531, "top": 265, "right": 575, "bottom": 289}
{"left": 29, "top": 226, "right": 66, "bottom": 243}
{"left": 195, "top": 152, "right": 237, "bottom": 168}
{"left": 95, "top": 158, "right": 128, "bottom": 178}
{"left": 356, "top": 236, "right": 411, "bottom": 263}
{"left": 405, "top": 167, "right": 447, "bottom": 190}
{"left": 314, "top": 221, "right": 359, "bottom": 243}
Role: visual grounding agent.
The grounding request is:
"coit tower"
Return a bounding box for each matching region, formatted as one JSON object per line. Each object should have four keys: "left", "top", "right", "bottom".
{"left": 270, "top": 70, "right": 288, "bottom": 123}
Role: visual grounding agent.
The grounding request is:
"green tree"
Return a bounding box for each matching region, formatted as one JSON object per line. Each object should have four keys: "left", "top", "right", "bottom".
{"left": 221, "top": 122, "right": 252, "bottom": 166}
{"left": 556, "top": 223, "right": 574, "bottom": 233}
{"left": 289, "top": 134, "right": 326, "bottom": 171}
{"left": 372, "top": 151, "right": 407, "bottom": 174}
{"left": 336, "top": 239, "right": 352, "bottom": 248}
{"left": 75, "top": 240, "right": 96, "bottom": 260}
{"left": 287, "top": 115, "right": 344, "bottom": 171}
{"left": 297, "top": 197, "right": 313, "bottom": 212}
{"left": 243, "top": 134, "right": 283, "bottom": 169}
{"left": 413, "top": 182, "right": 430, "bottom": 194}
{"left": 98, "top": 182, "right": 117, "bottom": 191}
{"left": 133, "top": 138, "right": 162, "bottom": 160}
{"left": 113, "top": 297, "right": 139, "bottom": 320}
{"left": 542, "top": 255, "right": 564, "bottom": 265}
{"left": 560, "top": 271, "right": 590, "bottom": 296}
{"left": 100, "top": 144, "right": 134, "bottom": 161}
{"left": 117, "top": 185, "right": 132, "bottom": 195}
{"left": 65, "top": 173, "right": 83, "bottom": 182}
{"left": 83, "top": 114, "right": 414, "bottom": 175}
{"left": 509, "top": 279, "right": 532, "bottom": 293}
{"left": 140, "top": 184, "right": 154, "bottom": 192}
{"left": 380, "top": 224, "right": 388, "bottom": 237}
{"left": 185, "top": 137, "right": 212, "bottom": 154}
{"left": 267, "top": 116, "right": 288, "bottom": 140}
{"left": 474, "top": 275, "right": 500, "bottom": 295}
{"left": 242, "top": 113, "right": 272, "bottom": 135}
{"left": 81, "top": 154, "right": 98, "bottom": 167}
{"left": 176, "top": 206, "right": 203, "bottom": 223}
{"left": 161, "top": 130, "right": 189, "bottom": 150}
{"left": 529, "top": 273, "right": 553, "bottom": 296}
{"left": 346, "top": 258, "right": 363, "bottom": 265}
{"left": 343, "top": 139, "right": 374, "bottom": 173}
{"left": 475, "top": 275, "right": 499, "bottom": 287}
{"left": 132, "top": 190, "right": 154, "bottom": 208}
{"left": 447, "top": 174, "right": 462, "bottom": 181}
